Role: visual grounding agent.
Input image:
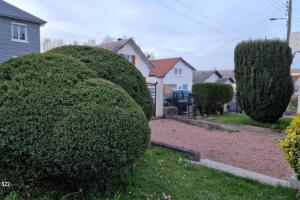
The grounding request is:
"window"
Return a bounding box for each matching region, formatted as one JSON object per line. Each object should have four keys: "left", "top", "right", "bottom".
{"left": 174, "top": 68, "right": 182, "bottom": 75}
{"left": 122, "top": 54, "right": 135, "bottom": 65}
{"left": 182, "top": 84, "right": 188, "bottom": 91}
{"left": 123, "top": 54, "right": 131, "bottom": 61}
{"left": 11, "top": 22, "right": 28, "bottom": 42}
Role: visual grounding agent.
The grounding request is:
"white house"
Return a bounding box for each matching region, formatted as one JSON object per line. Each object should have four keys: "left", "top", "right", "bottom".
{"left": 98, "top": 38, "right": 152, "bottom": 79}
{"left": 149, "top": 57, "right": 196, "bottom": 95}
{"left": 193, "top": 70, "right": 236, "bottom": 90}
{"left": 98, "top": 38, "right": 164, "bottom": 117}
{"left": 193, "top": 70, "right": 222, "bottom": 83}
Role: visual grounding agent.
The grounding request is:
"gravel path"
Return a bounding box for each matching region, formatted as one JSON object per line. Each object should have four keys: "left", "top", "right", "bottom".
{"left": 150, "top": 119, "right": 293, "bottom": 180}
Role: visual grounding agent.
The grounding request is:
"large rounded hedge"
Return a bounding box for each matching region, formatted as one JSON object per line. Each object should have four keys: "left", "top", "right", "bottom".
{"left": 0, "top": 53, "right": 150, "bottom": 188}
{"left": 234, "top": 39, "right": 293, "bottom": 123}
{"left": 48, "top": 45, "right": 153, "bottom": 120}
{"left": 52, "top": 78, "right": 150, "bottom": 183}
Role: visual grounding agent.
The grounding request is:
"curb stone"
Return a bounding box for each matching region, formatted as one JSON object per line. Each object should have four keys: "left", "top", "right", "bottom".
{"left": 151, "top": 140, "right": 200, "bottom": 161}
{"left": 191, "top": 159, "right": 292, "bottom": 188}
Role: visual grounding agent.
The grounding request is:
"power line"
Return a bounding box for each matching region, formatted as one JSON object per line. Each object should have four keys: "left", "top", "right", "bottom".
{"left": 153, "top": 0, "right": 235, "bottom": 38}
{"left": 265, "top": 0, "right": 285, "bottom": 11}
{"left": 173, "top": 0, "right": 251, "bottom": 38}
{"left": 272, "top": 0, "right": 286, "bottom": 7}
{"left": 199, "top": 8, "right": 283, "bottom": 59}
{"left": 270, "top": 0, "right": 286, "bottom": 7}
{"left": 269, "top": 0, "right": 286, "bottom": 9}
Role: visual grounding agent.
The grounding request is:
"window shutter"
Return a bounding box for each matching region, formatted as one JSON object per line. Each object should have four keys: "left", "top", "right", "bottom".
{"left": 132, "top": 55, "right": 136, "bottom": 65}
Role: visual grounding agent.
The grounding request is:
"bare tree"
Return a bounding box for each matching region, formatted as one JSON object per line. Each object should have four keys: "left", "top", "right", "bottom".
{"left": 42, "top": 38, "right": 51, "bottom": 52}
{"left": 101, "top": 34, "right": 132, "bottom": 44}
{"left": 42, "top": 38, "right": 64, "bottom": 52}
{"left": 120, "top": 34, "right": 128, "bottom": 40}
{"left": 101, "top": 35, "right": 115, "bottom": 44}
{"left": 144, "top": 52, "right": 155, "bottom": 60}
{"left": 72, "top": 40, "right": 80, "bottom": 45}
{"left": 83, "top": 39, "right": 97, "bottom": 46}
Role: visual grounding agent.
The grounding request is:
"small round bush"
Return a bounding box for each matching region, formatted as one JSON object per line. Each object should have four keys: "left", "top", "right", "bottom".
{"left": 0, "top": 53, "right": 150, "bottom": 189}
{"left": 192, "top": 83, "right": 233, "bottom": 115}
{"left": 281, "top": 114, "right": 300, "bottom": 179}
{"left": 48, "top": 45, "right": 153, "bottom": 120}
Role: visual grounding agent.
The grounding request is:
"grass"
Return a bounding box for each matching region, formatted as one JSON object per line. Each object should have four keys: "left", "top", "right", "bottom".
{"left": 208, "top": 113, "right": 292, "bottom": 131}
{"left": 3, "top": 147, "right": 297, "bottom": 200}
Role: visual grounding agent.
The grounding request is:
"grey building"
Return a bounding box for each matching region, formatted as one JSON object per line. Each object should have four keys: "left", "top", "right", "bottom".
{"left": 0, "top": 0, "right": 46, "bottom": 63}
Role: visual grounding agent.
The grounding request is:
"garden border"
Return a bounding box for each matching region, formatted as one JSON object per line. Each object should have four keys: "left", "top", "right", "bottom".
{"left": 169, "top": 115, "right": 239, "bottom": 133}
{"left": 151, "top": 140, "right": 200, "bottom": 161}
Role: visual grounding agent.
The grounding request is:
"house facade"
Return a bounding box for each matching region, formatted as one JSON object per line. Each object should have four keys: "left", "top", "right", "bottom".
{"left": 193, "top": 70, "right": 236, "bottom": 90}
{"left": 98, "top": 38, "right": 164, "bottom": 117}
{"left": 0, "top": 0, "right": 46, "bottom": 63}
{"left": 98, "top": 38, "right": 153, "bottom": 80}
{"left": 149, "top": 57, "right": 196, "bottom": 95}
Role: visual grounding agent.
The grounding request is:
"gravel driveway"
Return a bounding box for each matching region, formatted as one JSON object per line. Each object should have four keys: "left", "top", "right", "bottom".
{"left": 150, "top": 119, "right": 293, "bottom": 180}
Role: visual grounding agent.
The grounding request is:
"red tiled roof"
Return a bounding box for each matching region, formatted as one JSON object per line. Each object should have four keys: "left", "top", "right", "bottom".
{"left": 149, "top": 57, "right": 181, "bottom": 77}
{"left": 150, "top": 57, "right": 196, "bottom": 77}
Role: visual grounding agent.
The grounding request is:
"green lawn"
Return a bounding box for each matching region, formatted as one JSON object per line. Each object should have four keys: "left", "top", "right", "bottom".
{"left": 208, "top": 113, "right": 292, "bottom": 131}
{"left": 2, "top": 148, "right": 297, "bottom": 200}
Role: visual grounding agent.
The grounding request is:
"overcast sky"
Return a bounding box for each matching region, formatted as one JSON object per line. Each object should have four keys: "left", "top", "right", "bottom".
{"left": 6, "top": 0, "right": 300, "bottom": 70}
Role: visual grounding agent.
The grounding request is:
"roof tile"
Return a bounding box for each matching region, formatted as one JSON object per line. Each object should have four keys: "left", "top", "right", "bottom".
{"left": 149, "top": 57, "right": 182, "bottom": 77}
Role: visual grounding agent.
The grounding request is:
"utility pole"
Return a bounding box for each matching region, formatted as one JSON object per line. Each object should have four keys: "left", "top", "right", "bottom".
{"left": 287, "top": 0, "right": 292, "bottom": 43}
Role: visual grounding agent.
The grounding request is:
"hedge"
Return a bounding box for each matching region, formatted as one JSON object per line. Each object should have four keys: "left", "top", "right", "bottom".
{"left": 281, "top": 114, "right": 300, "bottom": 179}
{"left": 192, "top": 83, "right": 233, "bottom": 115}
{"left": 234, "top": 39, "right": 293, "bottom": 123}
{"left": 0, "top": 53, "right": 150, "bottom": 194}
{"left": 48, "top": 45, "right": 153, "bottom": 120}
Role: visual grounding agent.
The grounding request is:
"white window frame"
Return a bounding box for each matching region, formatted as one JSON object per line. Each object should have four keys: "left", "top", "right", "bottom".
{"left": 11, "top": 22, "right": 28, "bottom": 43}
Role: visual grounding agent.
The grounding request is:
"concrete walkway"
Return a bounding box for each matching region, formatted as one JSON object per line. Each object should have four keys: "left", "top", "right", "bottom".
{"left": 191, "top": 159, "right": 289, "bottom": 187}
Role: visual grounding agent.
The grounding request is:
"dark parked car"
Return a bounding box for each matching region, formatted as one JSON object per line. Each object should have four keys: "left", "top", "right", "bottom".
{"left": 164, "top": 90, "right": 193, "bottom": 114}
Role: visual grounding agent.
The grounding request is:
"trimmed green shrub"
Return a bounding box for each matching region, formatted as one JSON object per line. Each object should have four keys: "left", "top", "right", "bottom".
{"left": 281, "top": 114, "right": 300, "bottom": 179}
{"left": 52, "top": 78, "right": 150, "bottom": 184}
{"left": 0, "top": 53, "right": 150, "bottom": 191}
{"left": 234, "top": 39, "right": 293, "bottom": 123}
{"left": 48, "top": 45, "right": 153, "bottom": 120}
{"left": 192, "top": 83, "right": 233, "bottom": 115}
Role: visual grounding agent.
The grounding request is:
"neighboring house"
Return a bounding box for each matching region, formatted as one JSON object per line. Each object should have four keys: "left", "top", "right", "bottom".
{"left": 193, "top": 70, "right": 222, "bottom": 83}
{"left": 98, "top": 38, "right": 164, "bottom": 117}
{"left": 149, "top": 57, "right": 196, "bottom": 95}
{"left": 98, "top": 38, "right": 154, "bottom": 81}
{"left": 193, "top": 69, "right": 236, "bottom": 90}
{"left": 291, "top": 69, "right": 300, "bottom": 95}
{"left": 0, "top": 0, "right": 46, "bottom": 63}
{"left": 292, "top": 74, "right": 300, "bottom": 94}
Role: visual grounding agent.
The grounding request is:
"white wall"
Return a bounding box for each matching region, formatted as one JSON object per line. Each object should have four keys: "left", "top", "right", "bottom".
{"left": 204, "top": 73, "right": 220, "bottom": 83}
{"left": 117, "top": 43, "right": 150, "bottom": 78}
{"left": 163, "top": 61, "right": 194, "bottom": 91}
{"left": 155, "top": 77, "right": 164, "bottom": 117}
{"left": 295, "top": 77, "right": 300, "bottom": 95}
{"left": 116, "top": 42, "right": 164, "bottom": 117}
